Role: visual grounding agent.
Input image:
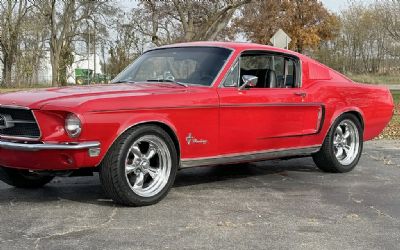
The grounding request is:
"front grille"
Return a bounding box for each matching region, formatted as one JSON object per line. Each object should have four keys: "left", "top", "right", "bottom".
{"left": 0, "top": 107, "right": 40, "bottom": 139}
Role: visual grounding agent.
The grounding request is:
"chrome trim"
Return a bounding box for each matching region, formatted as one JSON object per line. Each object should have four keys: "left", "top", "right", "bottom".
{"left": 151, "top": 44, "right": 236, "bottom": 51}
{"left": 180, "top": 145, "right": 320, "bottom": 168}
{"left": 0, "top": 105, "right": 42, "bottom": 141}
{"left": 31, "top": 109, "right": 42, "bottom": 140}
{"left": 210, "top": 48, "right": 235, "bottom": 88}
{"left": 220, "top": 102, "right": 323, "bottom": 108}
{"left": 124, "top": 134, "right": 172, "bottom": 197}
{"left": 333, "top": 119, "right": 359, "bottom": 165}
{"left": 5, "top": 120, "right": 36, "bottom": 124}
{"left": 239, "top": 75, "right": 258, "bottom": 90}
{"left": 0, "top": 104, "right": 30, "bottom": 110}
{"left": 219, "top": 58, "right": 239, "bottom": 88}
{"left": 89, "top": 104, "right": 218, "bottom": 113}
{"left": 298, "top": 57, "right": 303, "bottom": 88}
{"left": 0, "top": 135, "right": 42, "bottom": 142}
{"left": 0, "top": 141, "right": 100, "bottom": 151}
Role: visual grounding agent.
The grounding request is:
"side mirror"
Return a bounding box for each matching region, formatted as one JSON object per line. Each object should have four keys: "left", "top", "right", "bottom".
{"left": 239, "top": 75, "right": 258, "bottom": 90}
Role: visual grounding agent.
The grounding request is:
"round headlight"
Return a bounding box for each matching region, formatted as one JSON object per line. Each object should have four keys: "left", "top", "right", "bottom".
{"left": 65, "top": 113, "right": 82, "bottom": 138}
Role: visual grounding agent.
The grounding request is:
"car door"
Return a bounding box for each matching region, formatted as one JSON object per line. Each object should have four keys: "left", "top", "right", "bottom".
{"left": 217, "top": 51, "right": 323, "bottom": 156}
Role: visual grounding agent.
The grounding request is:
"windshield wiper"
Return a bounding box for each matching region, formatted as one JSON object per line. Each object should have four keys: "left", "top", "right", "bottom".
{"left": 146, "top": 79, "right": 188, "bottom": 87}
{"left": 112, "top": 80, "right": 136, "bottom": 84}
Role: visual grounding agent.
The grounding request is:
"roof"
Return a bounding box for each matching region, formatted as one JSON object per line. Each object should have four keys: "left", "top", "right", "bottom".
{"left": 158, "top": 41, "right": 306, "bottom": 59}
{"left": 152, "top": 41, "right": 353, "bottom": 85}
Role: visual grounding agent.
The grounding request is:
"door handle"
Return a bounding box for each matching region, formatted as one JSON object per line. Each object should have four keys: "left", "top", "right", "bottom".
{"left": 294, "top": 92, "right": 307, "bottom": 97}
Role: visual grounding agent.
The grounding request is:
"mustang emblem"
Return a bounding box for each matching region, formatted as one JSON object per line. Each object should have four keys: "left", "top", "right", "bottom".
{"left": 186, "top": 133, "right": 207, "bottom": 145}
{"left": 0, "top": 114, "right": 14, "bottom": 129}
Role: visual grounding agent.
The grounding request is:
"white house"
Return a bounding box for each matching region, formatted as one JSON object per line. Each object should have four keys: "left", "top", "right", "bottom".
{"left": 0, "top": 51, "right": 104, "bottom": 85}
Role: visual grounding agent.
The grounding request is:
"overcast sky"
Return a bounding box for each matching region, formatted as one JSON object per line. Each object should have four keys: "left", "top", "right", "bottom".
{"left": 321, "top": 0, "right": 375, "bottom": 12}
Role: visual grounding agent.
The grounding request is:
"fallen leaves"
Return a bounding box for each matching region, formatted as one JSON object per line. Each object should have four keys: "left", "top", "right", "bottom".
{"left": 377, "top": 95, "right": 399, "bottom": 140}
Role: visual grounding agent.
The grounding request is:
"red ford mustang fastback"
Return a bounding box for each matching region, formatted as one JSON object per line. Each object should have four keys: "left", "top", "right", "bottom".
{"left": 0, "top": 42, "right": 394, "bottom": 206}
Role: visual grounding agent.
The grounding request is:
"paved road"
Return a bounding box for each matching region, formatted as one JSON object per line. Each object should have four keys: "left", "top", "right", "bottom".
{"left": 0, "top": 140, "right": 399, "bottom": 250}
{"left": 387, "top": 85, "right": 400, "bottom": 90}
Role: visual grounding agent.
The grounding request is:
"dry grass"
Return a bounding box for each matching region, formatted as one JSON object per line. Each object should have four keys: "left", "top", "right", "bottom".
{"left": 349, "top": 73, "right": 400, "bottom": 85}
{"left": 0, "top": 88, "right": 29, "bottom": 93}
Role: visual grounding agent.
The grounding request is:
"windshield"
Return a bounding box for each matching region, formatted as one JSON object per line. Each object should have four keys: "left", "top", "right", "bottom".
{"left": 112, "top": 47, "right": 232, "bottom": 86}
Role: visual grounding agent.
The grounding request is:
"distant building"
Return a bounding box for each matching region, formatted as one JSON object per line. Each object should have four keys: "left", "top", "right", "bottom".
{"left": 0, "top": 51, "right": 103, "bottom": 85}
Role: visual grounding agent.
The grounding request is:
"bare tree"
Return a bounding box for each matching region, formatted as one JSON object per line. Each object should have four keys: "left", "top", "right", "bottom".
{"left": 315, "top": 1, "right": 398, "bottom": 75}
{"left": 31, "top": 0, "right": 75, "bottom": 86}
{"left": 131, "top": 0, "right": 252, "bottom": 46}
{"left": 0, "top": 0, "right": 30, "bottom": 86}
{"left": 15, "top": 8, "right": 47, "bottom": 86}
{"left": 379, "top": 0, "right": 400, "bottom": 42}
{"left": 80, "top": 1, "right": 117, "bottom": 83}
{"left": 33, "top": 0, "right": 114, "bottom": 86}
{"left": 105, "top": 15, "right": 146, "bottom": 78}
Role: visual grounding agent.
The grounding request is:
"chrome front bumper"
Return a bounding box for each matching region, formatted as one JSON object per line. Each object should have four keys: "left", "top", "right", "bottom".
{"left": 0, "top": 141, "right": 100, "bottom": 151}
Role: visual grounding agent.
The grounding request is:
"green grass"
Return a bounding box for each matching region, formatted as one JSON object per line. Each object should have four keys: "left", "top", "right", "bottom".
{"left": 392, "top": 90, "right": 400, "bottom": 103}
{"left": 348, "top": 74, "right": 400, "bottom": 85}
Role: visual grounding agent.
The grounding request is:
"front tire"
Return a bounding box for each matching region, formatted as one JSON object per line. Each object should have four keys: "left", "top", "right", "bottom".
{"left": 313, "top": 114, "right": 363, "bottom": 173}
{"left": 99, "top": 125, "right": 178, "bottom": 206}
{"left": 0, "top": 167, "right": 54, "bottom": 188}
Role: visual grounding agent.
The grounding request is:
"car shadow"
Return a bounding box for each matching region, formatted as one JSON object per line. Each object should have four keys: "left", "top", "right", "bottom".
{"left": 0, "top": 158, "right": 321, "bottom": 207}
{"left": 174, "top": 157, "right": 320, "bottom": 188}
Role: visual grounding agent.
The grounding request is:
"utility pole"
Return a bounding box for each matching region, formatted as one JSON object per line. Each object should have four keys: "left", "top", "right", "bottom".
{"left": 87, "top": 21, "right": 90, "bottom": 84}
{"left": 101, "top": 44, "right": 106, "bottom": 83}
{"left": 93, "top": 20, "right": 96, "bottom": 84}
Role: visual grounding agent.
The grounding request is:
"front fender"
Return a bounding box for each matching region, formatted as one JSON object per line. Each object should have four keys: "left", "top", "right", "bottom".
{"left": 81, "top": 110, "right": 180, "bottom": 167}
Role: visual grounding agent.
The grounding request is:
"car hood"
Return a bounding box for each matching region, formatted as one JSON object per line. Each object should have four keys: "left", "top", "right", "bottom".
{"left": 0, "top": 83, "right": 190, "bottom": 111}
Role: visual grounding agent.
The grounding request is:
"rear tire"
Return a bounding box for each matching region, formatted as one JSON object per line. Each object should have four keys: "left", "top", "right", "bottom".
{"left": 0, "top": 167, "right": 54, "bottom": 188}
{"left": 313, "top": 113, "right": 363, "bottom": 173}
{"left": 99, "top": 125, "right": 178, "bottom": 206}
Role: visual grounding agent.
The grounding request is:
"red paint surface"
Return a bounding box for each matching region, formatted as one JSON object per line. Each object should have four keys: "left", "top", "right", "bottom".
{"left": 0, "top": 42, "right": 394, "bottom": 170}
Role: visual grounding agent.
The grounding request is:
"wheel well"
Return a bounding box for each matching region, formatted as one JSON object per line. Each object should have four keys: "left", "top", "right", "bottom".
{"left": 136, "top": 122, "right": 181, "bottom": 161}
{"left": 98, "top": 122, "right": 181, "bottom": 168}
{"left": 345, "top": 111, "right": 364, "bottom": 129}
{"left": 322, "top": 110, "right": 365, "bottom": 144}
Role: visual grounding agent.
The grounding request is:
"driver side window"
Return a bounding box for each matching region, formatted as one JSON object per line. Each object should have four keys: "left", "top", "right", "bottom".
{"left": 222, "top": 52, "right": 300, "bottom": 88}
{"left": 240, "top": 53, "right": 299, "bottom": 88}
{"left": 222, "top": 52, "right": 300, "bottom": 89}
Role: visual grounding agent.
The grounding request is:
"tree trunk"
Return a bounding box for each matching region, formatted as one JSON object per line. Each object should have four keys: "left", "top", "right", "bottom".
{"left": 297, "top": 43, "right": 303, "bottom": 54}
{"left": 50, "top": 49, "right": 59, "bottom": 87}
{"left": 3, "top": 54, "right": 13, "bottom": 87}
{"left": 1, "top": 61, "right": 7, "bottom": 86}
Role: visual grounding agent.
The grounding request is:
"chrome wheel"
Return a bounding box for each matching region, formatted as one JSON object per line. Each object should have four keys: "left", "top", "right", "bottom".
{"left": 333, "top": 119, "right": 360, "bottom": 166}
{"left": 124, "top": 135, "right": 171, "bottom": 197}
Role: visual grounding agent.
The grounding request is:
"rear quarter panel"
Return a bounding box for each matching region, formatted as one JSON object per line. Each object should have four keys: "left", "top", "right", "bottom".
{"left": 305, "top": 81, "right": 394, "bottom": 143}
{"left": 301, "top": 57, "right": 394, "bottom": 144}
